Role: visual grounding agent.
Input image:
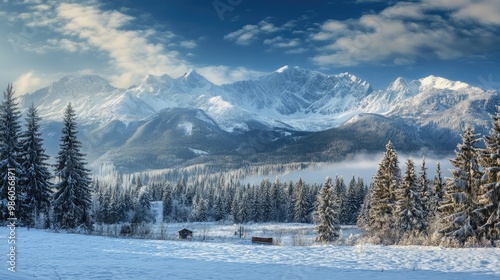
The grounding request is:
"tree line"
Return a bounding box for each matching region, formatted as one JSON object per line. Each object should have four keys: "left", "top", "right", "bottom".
{"left": 93, "top": 175, "right": 367, "bottom": 226}
{"left": 2, "top": 82, "right": 499, "bottom": 247}
{"left": 341, "top": 107, "right": 499, "bottom": 246}
{"left": 0, "top": 84, "right": 92, "bottom": 230}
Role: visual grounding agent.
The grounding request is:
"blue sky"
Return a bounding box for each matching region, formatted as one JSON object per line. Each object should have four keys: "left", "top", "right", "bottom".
{"left": 1, "top": 0, "right": 500, "bottom": 95}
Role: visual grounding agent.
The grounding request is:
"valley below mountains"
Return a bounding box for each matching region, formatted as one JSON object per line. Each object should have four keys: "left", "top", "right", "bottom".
{"left": 19, "top": 66, "right": 499, "bottom": 172}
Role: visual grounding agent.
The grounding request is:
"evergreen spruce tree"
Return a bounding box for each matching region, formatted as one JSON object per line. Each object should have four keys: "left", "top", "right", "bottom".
{"left": 366, "top": 141, "right": 401, "bottom": 244}
{"left": 19, "top": 104, "right": 53, "bottom": 228}
{"left": 431, "top": 163, "right": 445, "bottom": 214}
{"left": 0, "top": 84, "right": 25, "bottom": 222}
{"left": 231, "top": 190, "right": 241, "bottom": 223}
{"left": 52, "top": 104, "right": 93, "bottom": 230}
{"left": 437, "top": 127, "right": 482, "bottom": 245}
{"left": 419, "top": 159, "right": 432, "bottom": 224}
{"left": 333, "top": 176, "right": 348, "bottom": 224}
{"left": 251, "top": 188, "right": 261, "bottom": 222}
{"left": 294, "top": 178, "right": 309, "bottom": 223}
{"left": 162, "top": 187, "right": 173, "bottom": 222}
{"left": 344, "top": 177, "right": 356, "bottom": 225}
{"left": 132, "top": 186, "right": 155, "bottom": 224}
{"left": 260, "top": 179, "right": 273, "bottom": 222}
{"left": 238, "top": 193, "right": 249, "bottom": 223}
{"left": 314, "top": 177, "right": 340, "bottom": 243}
{"left": 477, "top": 106, "right": 500, "bottom": 242}
{"left": 395, "top": 159, "right": 426, "bottom": 238}
{"left": 192, "top": 195, "right": 208, "bottom": 222}
{"left": 213, "top": 195, "right": 225, "bottom": 221}
{"left": 344, "top": 176, "right": 363, "bottom": 225}
{"left": 357, "top": 183, "right": 372, "bottom": 229}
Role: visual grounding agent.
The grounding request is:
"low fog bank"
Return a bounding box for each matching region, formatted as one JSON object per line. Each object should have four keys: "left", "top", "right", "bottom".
{"left": 242, "top": 153, "right": 454, "bottom": 186}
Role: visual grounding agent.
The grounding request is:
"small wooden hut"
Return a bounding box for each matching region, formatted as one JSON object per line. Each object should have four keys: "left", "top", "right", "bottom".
{"left": 178, "top": 228, "right": 193, "bottom": 240}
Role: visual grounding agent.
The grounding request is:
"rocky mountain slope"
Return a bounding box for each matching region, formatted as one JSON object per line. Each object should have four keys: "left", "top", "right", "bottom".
{"left": 18, "top": 66, "right": 499, "bottom": 171}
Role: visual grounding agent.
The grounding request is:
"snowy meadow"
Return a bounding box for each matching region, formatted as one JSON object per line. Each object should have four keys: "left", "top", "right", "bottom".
{"left": 1, "top": 225, "right": 499, "bottom": 280}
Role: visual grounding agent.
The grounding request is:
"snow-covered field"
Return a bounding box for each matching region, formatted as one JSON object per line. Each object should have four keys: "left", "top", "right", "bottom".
{"left": 1, "top": 225, "right": 499, "bottom": 280}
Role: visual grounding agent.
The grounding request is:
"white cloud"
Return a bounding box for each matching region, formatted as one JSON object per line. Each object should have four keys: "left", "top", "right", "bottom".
{"left": 224, "top": 24, "right": 261, "bottom": 45}
{"left": 54, "top": 3, "right": 190, "bottom": 87}
{"left": 285, "top": 48, "right": 308, "bottom": 54}
{"left": 263, "top": 36, "right": 301, "bottom": 48}
{"left": 198, "top": 66, "right": 265, "bottom": 85}
{"left": 13, "top": 71, "right": 47, "bottom": 96}
{"left": 224, "top": 20, "right": 284, "bottom": 45}
{"left": 450, "top": 0, "right": 500, "bottom": 25}
{"left": 47, "top": 38, "right": 91, "bottom": 53}
{"left": 311, "top": 0, "right": 500, "bottom": 67}
{"left": 179, "top": 40, "right": 197, "bottom": 49}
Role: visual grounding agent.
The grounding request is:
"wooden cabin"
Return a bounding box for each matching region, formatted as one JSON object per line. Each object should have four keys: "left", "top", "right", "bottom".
{"left": 251, "top": 236, "right": 273, "bottom": 245}
{"left": 178, "top": 228, "right": 193, "bottom": 240}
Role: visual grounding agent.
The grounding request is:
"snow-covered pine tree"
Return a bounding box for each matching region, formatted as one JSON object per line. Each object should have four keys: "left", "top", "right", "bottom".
{"left": 477, "top": 106, "right": 500, "bottom": 242}
{"left": 192, "top": 194, "right": 208, "bottom": 222}
{"left": 95, "top": 185, "right": 111, "bottom": 224}
{"left": 260, "top": 179, "right": 273, "bottom": 222}
{"left": 0, "top": 84, "right": 25, "bottom": 222}
{"left": 357, "top": 183, "right": 372, "bottom": 229}
{"left": 19, "top": 104, "right": 53, "bottom": 228}
{"left": 294, "top": 178, "right": 310, "bottom": 223}
{"left": 132, "top": 186, "right": 155, "bottom": 224}
{"left": 395, "top": 159, "right": 426, "bottom": 239}
{"left": 314, "top": 177, "right": 340, "bottom": 243}
{"left": 213, "top": 194, "right": 225, "bottom": 221}
{"left": 437, "top": 127, "right": 482, "bottom": 245}
{"left": 418, "top": 158, "right": 432, "bottom": 229}
{"left": 366, "top": 141, "right": 401, "bottom": 244}
{"left": 333, "top": 176, "right": 348, "bottom": 224}
{"left": 431, "top": 163, "right": 444, "bottom": 213}
{"left": 344, "top": 176, "right": 365, "bottom": 225}
{"left": 344, "top": 176, "right": 358, "bottom": 225}
{"left": 52, "top": 103, "right": 93, "bottom": 230}
{"left": 238, "top": 193, "right": 249, "bottom": 223}
{"left": 162, "top": 186, "right": 173, "bottom": 222}
{"left": 251, "top": 188, "right": 262, "bottom": 222}
{"left": 271, "top": 178, "right": 286, "bottom": 222}
{"left": 231, "top": 189, "right": 241, "bottom": 223}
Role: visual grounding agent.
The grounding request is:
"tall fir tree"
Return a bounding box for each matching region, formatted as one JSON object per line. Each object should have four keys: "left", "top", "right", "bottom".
{"left": 344, "top": 177, "right": 366, "bottom": 225}
{"left": 437, "top": 127, "right": 482, "bottom": 245}
{"left": 314, "top": 177, "right": 340, "bottom": 243}
{"left": 52, "top": 104, "right": 93, "bottom": 230}
{"left": 418, "top": 158, "right": 432, "bottom": 229}
{"left": 344, "top": 176, "right": 358, "bottom": 225}
{"left": 19, "top": 104, "right": 53, "bottom": 228}
{"left": 395, "top": 159, "right": 426, "bottom": 238}
{"left": 333, "top": 176, "right": 348, "bottom": 224}
{"left": 0, "top": 84, "right": 25, "bottom": 222}
{"left": 133, "top": 186, "right": 155, "bottom": 223}
{"left": 294, "top": 178, "right": 310, "bottom": 223}
{"left": 357, "top": 183, "right": 372, "bottom": 229}
{"left": 366, "top": 141, "right": 401, "bottom": 243}
{"left": 162, "top": 186, "right": 173, "bottom": 222}
{"left": 431, "top": 163, "right": 445, "bottom": 215}
{"left": 477, "top": 106, "right": 500, "bottom": 242}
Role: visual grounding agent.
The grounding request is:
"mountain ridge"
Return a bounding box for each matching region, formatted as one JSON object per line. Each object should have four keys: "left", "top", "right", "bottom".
{"left": 16, "top": 66, "right": 499, "bottom": 171}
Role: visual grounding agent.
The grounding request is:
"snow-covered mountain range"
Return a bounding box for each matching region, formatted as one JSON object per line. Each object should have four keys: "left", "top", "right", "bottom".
{"left": 19, "top": 66, "right": 499, "bottom": 171}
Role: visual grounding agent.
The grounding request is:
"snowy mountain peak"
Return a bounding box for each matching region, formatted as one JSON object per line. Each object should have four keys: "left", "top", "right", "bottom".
{"left": 275, "top": 65, "right": 289, "bottom": 73}
{"left": 44, "top": 74, "right": 116, "bottom": 97}
{"left": 419, "top": 75, "right": 469, "bottom": 91}
{"left": 388, "top": 77, "right": 408, "bottom": 91}
{"left": 386, "top": 77, "right": 419, "bottom": 97}
{"left": 335, "top": 72, "right": 367, "bottom": 84}
{"left": 178, "top": 69, "right": 212, "bottom": 88}
{"left": 142, "top": 73, "right": 173, "bottom": 85}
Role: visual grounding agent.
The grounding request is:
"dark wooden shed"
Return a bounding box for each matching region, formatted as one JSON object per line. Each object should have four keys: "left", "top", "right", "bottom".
{"left": 178, "top": 228, "right": 193, "bottom": 240}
